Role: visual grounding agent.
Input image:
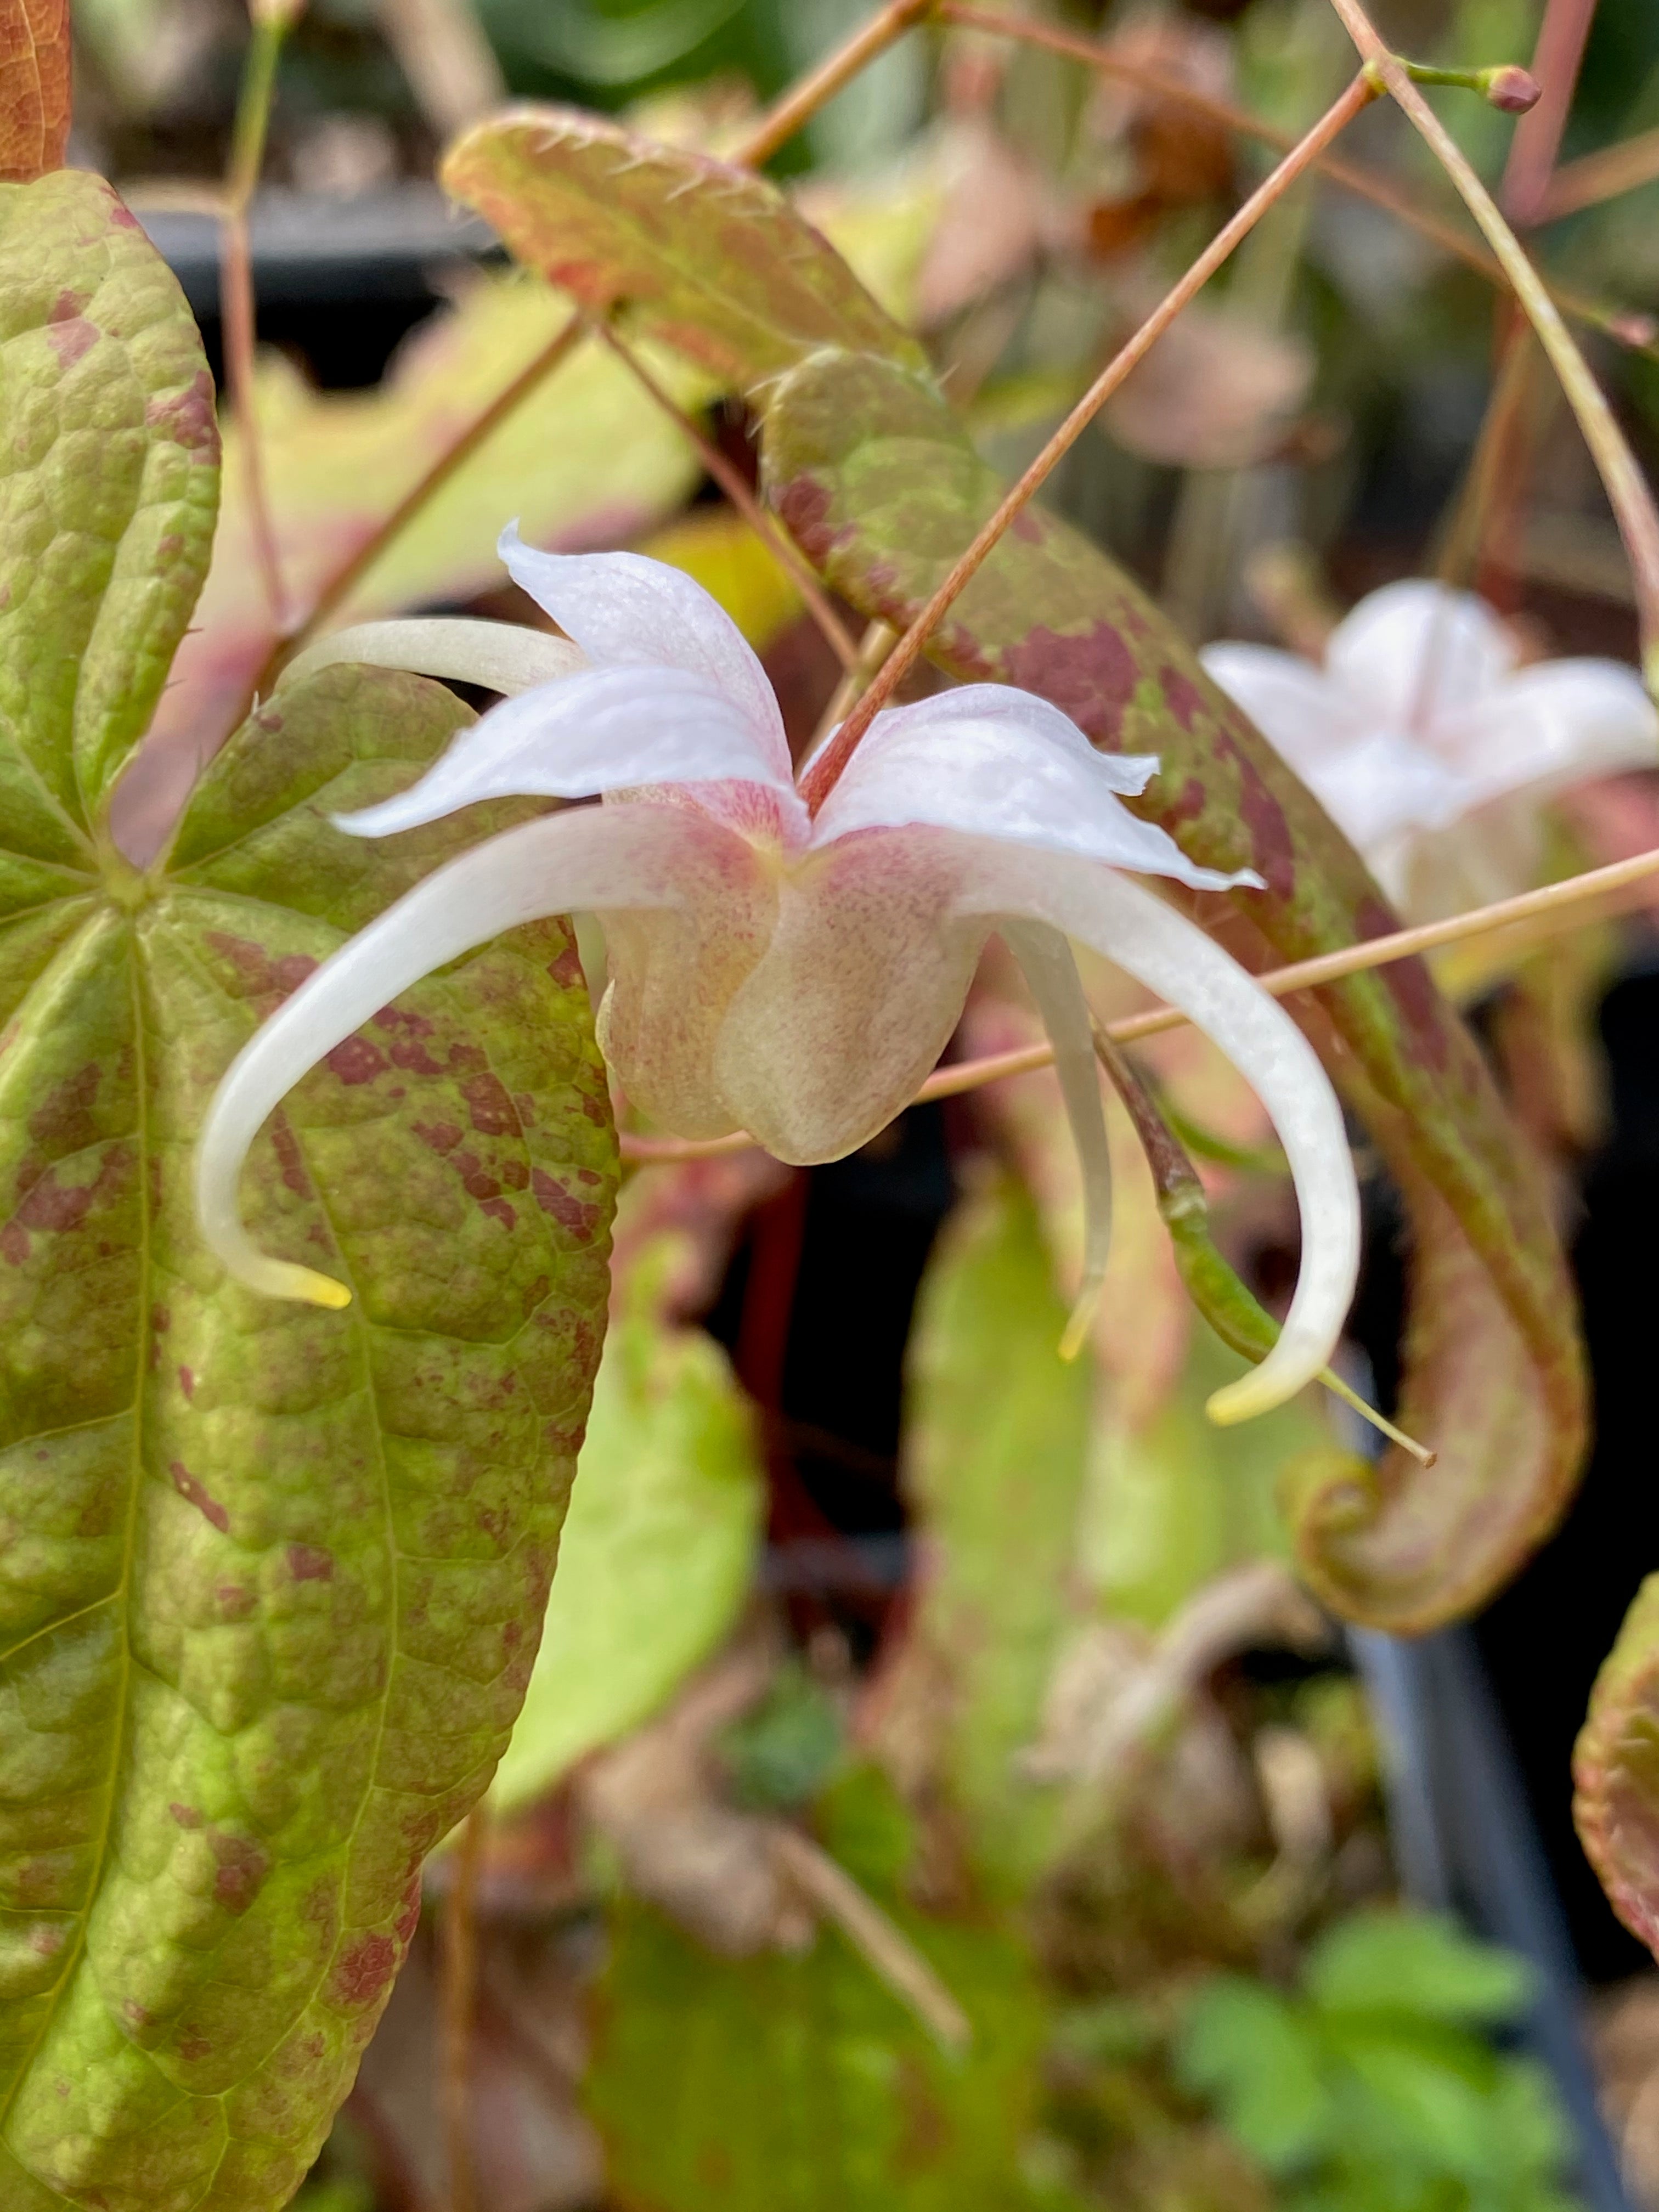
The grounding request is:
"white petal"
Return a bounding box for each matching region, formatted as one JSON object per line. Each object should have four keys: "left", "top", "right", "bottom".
{"left": 1198, "top": 643, "right": 1361, "bottom": 778}
{"left": 1201, "top": 640, "right": 1472, "bottom": 853}
{"left": 1002, "top": 920, "right": 1112, "bottom": 1358}
{"left": 278, "top": 618, "right": 586, "bottom": 698}
{"left": 950, "top": 840, "right": 1359, "bottom": 1421}
{"left": 812, "top": 685, "right": 1256, "bottom": 893}
{"left": 195, "top": 804, "right": 727, "bottom": 1305}
{"left": 1324, "top": 580, "right": 1514, "bottom": 729}
{"left": 1300, "top": 728, "right": 1474, "bottom": 851}
{"left": 499, "top": 524, "right": 789, "bottom": 779}
{"left": 1437, "top": 657, "right": 1659, "bottom": 802}
{"left": 334, "top": 664, "right": 802, "bottom": 839}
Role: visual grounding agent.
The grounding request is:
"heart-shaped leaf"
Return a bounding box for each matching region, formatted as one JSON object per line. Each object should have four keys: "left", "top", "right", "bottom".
{"left": 441, "top": 106, "right": 928, "bottom": 387}
{"left": 0, "top": 172, "right": 617, "bottom": 2210}
{"left": 759, "top": 346, "right": 1584, "bottom": 1635}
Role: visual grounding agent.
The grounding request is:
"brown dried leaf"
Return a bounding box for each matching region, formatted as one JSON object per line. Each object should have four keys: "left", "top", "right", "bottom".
{"left": 0, "top": 0, "right": 66, "bottom": 183}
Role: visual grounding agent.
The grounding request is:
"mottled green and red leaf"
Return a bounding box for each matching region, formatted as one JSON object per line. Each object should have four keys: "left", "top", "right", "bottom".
{"left": 0, "top": 171, "right": 616, "bottom": 2210}
{"left": 759, "top": 346, "right": 1583, "bottom": 1635}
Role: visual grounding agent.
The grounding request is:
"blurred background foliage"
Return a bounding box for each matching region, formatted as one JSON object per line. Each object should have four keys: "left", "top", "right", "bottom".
{"left": 77, "top": 0, "right": 1659, "bottom": 2204}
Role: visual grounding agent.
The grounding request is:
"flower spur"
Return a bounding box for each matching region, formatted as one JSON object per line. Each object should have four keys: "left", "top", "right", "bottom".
{"left": 195, "top": 528, "right": 1361, "bottom": 1426}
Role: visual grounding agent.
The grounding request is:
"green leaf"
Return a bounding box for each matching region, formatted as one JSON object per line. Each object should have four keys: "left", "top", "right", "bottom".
{"left": 881, "top": 1173, "right": 1094, "bottom": 1892}
{"left": 1573, "top": 1571, "right": 1659, "bottom": 1960}
{"left": 1303, "top": 1910, "right": 1534, "bottom": 2028}
{"left": 1175, "top": 1978, "right": 1335, "bottom": 2174}
{"left": 1324, "top": 2024, "right": 1498, "bottom": 2180}
{"left": 757, "top": 343, "right": 1586, "bottom": 1636}
{"left": 490, "top": 1223, "right": 763, "bottom": 1814}
{"left": 0, "top": 170, "right": 218, "bottom": 826}
{"left": 439, "top": 106, "right": 928, "bottom": 389}
{"left": 0, "top": 659, "right": 617, "bottom": 2209}
{"left": 721, "top": 1662, "right": 844, "bottom": 1814}
{"left": 585, "top": 1769, "right": 1082, "bottom": 2212}
{"left": 1082, "top": 1324, "right": 1322, "bottom": 1630}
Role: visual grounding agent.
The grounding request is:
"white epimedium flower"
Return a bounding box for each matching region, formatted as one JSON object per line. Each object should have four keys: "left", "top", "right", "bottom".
{"left": 1201, "top": 579, "right": 1659, "bottom": 918}
{"left": 195, "top": 528, "right": 1361, "bottom": 1426}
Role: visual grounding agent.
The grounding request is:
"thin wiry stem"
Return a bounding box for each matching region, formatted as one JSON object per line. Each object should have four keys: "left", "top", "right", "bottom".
{"left": 771, "top": 1828, "right": 971, "bottom": 2050}
{"left": 1326, "top": 0, "right": 1659, "bottom": 694}
{"left": 936, "top": 2, "right": 1657, "bottom": 356}
{"left": 619, "top": 844, "right": 1659, "bottom": 1163}
{"left": 811, "top": 616, "right": 897, "bottom": 749}
{"left": 590, "top": 320, "right": 859, "bottom": 671}
{"left": 268, "top": 315, "right": 585, "bottom": 679}
{"left": 1436, "top": 314, "right": 1538, "bottom": 594}
{"left": 1543, "top": 125, "right": 1659, "bottom": 222}
{"left": 797, "top": 69, "right": 1380, "bottom": 813}
{"left": 729, "top": 0, "right": 936, "bottom": 168}
{"left": 221, "top": 4, "right": 292, "bottom": 632}
{"left": 1500, "top": 0, "right": 1596, "bottom": 226}
{"left": 269, "top": 0, "right": 935, "bottom": 682}
{"left": 440, "top": 1803, "right": 488, "bottom": 2212}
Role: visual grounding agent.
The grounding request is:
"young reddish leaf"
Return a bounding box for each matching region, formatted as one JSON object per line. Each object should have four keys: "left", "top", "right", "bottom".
{"left": 758, "top": 348, "right": 1584, "bottom": 1634}
{"left": 1574, "top": 1577, "right": 1659, "bottom": 1959}
{"left": 0, "top": 0, "right": 67, "bottom": 183}
{"left": 439, "top": 106, "right": 928, "bottom": 387}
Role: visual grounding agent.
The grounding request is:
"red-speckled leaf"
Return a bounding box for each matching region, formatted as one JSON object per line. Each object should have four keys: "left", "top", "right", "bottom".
{"left": 0, "top": 0, "right": 66, "bottom": 183}
{"left": 1575, "top": 1579, "right": 1659, "bottom": 1958}
{"left": 0, "top": 158, "right": 616, "bottom": 2205}
{"left": 0, "top": 665, "right": 616, "bottom": 2210}
{"left": 0, "top": 168, "right": 219, "bottom": 825}
{"left": 757, "top": 346, "right": 1583, "bottom": 1634}
{"left": 440, "top": 106, "right": 928, "bottom": 387}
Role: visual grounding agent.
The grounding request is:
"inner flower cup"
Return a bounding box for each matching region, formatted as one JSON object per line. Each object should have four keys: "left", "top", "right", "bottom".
{"left": 194, "top": 528, "right": 1361, "bottom": 1429}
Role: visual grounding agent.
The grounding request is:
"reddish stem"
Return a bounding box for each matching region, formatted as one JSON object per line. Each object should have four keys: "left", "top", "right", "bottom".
{"left": 619, "top": 843, "right": 1659, "bottom": 1163}
{"left": 797, "top": 68, "right": 1379, "bottom": 814}
{"left": 591, "top": 320, "right": 859, "bottom": 670}
{"left": 730, "top": 0, "right": 936, "bottom": 168}
{"left": 1327, "top": 0, "right": 1659, "bottom": 692}
{"left": 937, "top": 2, "right": 1655, "bottom": 356}
{"left": 1502, "top": 0, "right": 1596, "bottom": 225}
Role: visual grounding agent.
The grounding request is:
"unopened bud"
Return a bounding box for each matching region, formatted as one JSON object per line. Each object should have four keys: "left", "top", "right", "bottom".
{"left": 1481, "top": 64, "right": 1542, "bottom": 114}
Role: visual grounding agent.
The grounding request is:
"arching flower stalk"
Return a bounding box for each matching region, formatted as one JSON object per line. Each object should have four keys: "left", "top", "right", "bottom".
{"left": 196, "top": 530, "right": 1361, "bottom": 1426}
{"left": 1202, "top": 580, "right": 1659, "bottom": 922}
